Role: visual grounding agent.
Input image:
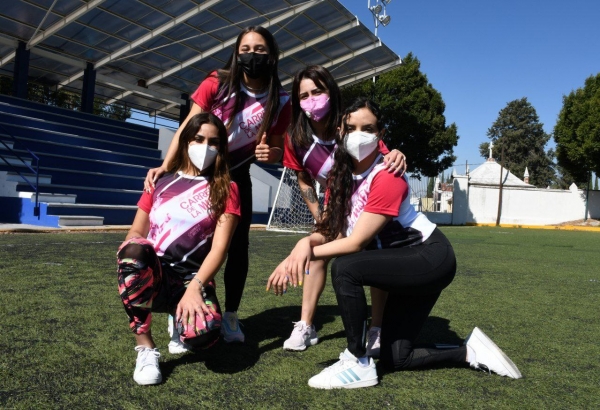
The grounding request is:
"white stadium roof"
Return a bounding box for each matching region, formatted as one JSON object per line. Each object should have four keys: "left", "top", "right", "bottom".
{"left": 0, "top": 0, "right": 401, "bottom": 120}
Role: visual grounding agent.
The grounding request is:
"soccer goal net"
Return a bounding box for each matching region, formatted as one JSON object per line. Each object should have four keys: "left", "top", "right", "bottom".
{"left": 266, "top": 167, "right": 322, "bottom": 233}
{"left": 267, "top": 169, "right": 452, "bottom": 233}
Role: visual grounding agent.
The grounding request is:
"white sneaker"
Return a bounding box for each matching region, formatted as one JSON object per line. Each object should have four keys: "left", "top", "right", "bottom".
{"left": 167, "top": 314, "right": 192, "bottom": 354}
{"left": 133, "top": 346, "right": 162, "bottom": 385}
{"left": 465, "top": 327, "right": 522, "bottom": 379}
{"left": 308, "top": 349, "right": 378, "bottom": 389}
{"left": 366, "top": 327, "right": 381, "bottom": 358}
{"left": 221, "top": 311, "right": 245, "bottom": 343}
{"left": 283, "top": 321, "right": 318, "bottom": 351}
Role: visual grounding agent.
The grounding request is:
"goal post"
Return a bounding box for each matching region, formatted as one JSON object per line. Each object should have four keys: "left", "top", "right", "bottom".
{"left": 267, "top": 167, "right": 321, "bottom": 233}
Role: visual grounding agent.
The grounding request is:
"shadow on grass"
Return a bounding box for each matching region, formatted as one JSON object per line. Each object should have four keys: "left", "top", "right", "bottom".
{"left": 377, "top": 316, "right": 470, "bottom": 382}
{"left": 160, "top": 305, "right": 341, "bottom": 378}
{"left": 160, "top": 306, "right": 466, "bottom": 380}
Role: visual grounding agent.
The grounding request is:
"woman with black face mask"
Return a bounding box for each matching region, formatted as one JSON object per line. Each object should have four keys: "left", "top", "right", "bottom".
{"left": 144, "top": 26, "right": 291, "bottom": 349}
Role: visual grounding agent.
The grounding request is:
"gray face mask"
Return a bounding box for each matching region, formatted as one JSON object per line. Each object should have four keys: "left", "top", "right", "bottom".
{"left": 237, "top": 52, "right": 270, "bottom": 79}
{"left": 344, "top": 131, "right": 379, "bottom": 161}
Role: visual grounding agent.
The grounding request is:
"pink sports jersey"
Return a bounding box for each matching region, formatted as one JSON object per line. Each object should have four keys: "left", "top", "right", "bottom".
{"left": 283, "top": 134, "right": 336, "bottom": 186}
{"left": 191, "top": 73, "right": 291, "bottom": 170}
{"left": 137, "top": 172, "right": 241, "bottom": 278}
{"left": 345, "top": 154, "right": 436, "bottom": 249}
{"left": 283, "top": 135, "right": 390, "bottom": 187}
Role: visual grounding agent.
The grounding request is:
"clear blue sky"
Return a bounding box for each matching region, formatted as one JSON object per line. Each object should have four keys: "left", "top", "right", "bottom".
{"left": 342, "top": 0, "right": 600, "bottom": 172}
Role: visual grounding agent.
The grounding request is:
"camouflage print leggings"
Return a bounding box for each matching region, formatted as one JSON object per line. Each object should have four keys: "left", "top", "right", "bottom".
{"left": 116, "top": 237, "right": 185, "bottom": 335}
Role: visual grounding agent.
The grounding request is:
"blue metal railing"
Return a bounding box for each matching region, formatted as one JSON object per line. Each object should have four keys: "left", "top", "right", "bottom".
{"left": 0, "top": 123, "right": 40, "bottom": 217}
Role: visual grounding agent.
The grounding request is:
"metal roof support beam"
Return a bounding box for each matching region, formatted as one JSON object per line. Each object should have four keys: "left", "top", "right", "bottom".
{"left": 1, "top": 40, "right": 87, "bottom": 69}
{"left": 336, "top": 58, "right": 402, "bottom": 88}
{"left": 0, "top": 34, "right": 17, "bottom": 48}
{"left": 0, "top": 36, "right": 18, "bottom": 67}
{"left": 105, "top": 0, "right": 323, "bottom": 105}
{"left": 30, "top": 47, "right": 87, "bottom": 69}
{"left": 281, "top": 40, "right": 382, "bottom": 87}
{"left": 13, "top": 42, "right": 30, "bottom": 99}
{"left": 95, "top": 74, "right": 185, "bottom": 106}
{"left": 279, "top": 18, "right": 359, "bottom": 59}
{"left": 80, "top": 63, "right": 96, "bottom": 113}
{"left": 0, "top": 0, "right": 106, "bottom": 69}
{"left": 58, "top": 0, "right": 223, "bottom": 89}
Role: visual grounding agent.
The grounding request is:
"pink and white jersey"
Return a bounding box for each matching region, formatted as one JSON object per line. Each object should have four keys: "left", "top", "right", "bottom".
{"left": 283, "top": 136, "right": 391, "bottom": 187}
{"left": 283, "top": 134, "right": 336, "bottom": 186}
{"left": 345, "top": 155, "right": 436, "bottom": 249}
{"left": 137, "top": 172, "right": 241, "bottom": 278}
{"left": 192, "top": 74, "right": 291, "bottom": 170}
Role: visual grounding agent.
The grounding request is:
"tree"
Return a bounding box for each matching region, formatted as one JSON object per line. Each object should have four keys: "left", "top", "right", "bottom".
{"left": 341, "top": 53, "right": 458, "bottom": 177}
{"left": 479, "top": 97, "right": 555, "bottom": 187}
{"left": 554, "top": 73, "right": 600, "bottom": 183}
{"left": 0, "top": 75, "right": 131, "bottom": 121}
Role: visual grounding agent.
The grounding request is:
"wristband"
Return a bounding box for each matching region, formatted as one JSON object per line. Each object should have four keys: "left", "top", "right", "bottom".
{"left": 192, "top": 277, "right": 203, "bottom": 289}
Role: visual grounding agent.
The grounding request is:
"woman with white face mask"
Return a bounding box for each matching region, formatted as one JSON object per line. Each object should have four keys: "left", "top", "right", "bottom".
{"left": 271, "top": 65, "right": 406, "bottom": 354}
{"left": 117, "top": 113, "right": 240, "bottom": 385}
{"left": 270, "top": 98, "right": 522, "bottom": 389}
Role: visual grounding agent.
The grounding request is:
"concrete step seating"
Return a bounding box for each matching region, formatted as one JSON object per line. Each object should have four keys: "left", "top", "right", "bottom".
{"left": 0, "top": 95, "right": 161, "bottom": 227}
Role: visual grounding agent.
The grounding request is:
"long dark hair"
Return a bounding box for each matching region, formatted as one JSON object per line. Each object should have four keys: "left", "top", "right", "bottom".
{"left": 289, "top": 65, "right": 342, "bottom": 148}
{"left": 209, "top": 26, "right": 283, "bottom": 143}
{"left": 316, "top": 97, "right": 384, "bottom": 241}
{"left": 168, "top": 113, "right": 231, "bottom": 220}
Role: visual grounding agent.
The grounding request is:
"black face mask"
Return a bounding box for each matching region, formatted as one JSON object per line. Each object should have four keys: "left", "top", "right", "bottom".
{"left": 237, "top": 52, "right": 270, "bottom": 79}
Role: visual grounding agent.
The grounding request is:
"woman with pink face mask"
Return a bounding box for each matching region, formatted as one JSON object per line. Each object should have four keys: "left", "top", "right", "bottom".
{"left": 268, "top": 65, "right": 406, "bottom": 354}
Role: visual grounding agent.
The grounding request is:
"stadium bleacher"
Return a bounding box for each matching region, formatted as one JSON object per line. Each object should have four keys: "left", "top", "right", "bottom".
{"left": 0, "top": 94, "right": 162, "bottom": 227}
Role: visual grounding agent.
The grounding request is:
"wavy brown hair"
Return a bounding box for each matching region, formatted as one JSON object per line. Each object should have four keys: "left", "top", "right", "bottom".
{"left": 168, "top": 113, "right": 231, "bottom": 220}
{"left": 315, "top": 98, "right": 384, "bottom": 241}
{"left": 289, "top": 65, "right": 342, "bottom": 148}
{"left": 208, "top": 26, "right": 283, "bottom": 143}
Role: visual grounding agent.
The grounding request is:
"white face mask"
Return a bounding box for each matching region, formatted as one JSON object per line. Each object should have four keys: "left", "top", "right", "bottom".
{"left": 188, "top": 144, "right": 218, "bottom": 172}
{"left": 344, "top": 131, "right": 379, "bottom": 161}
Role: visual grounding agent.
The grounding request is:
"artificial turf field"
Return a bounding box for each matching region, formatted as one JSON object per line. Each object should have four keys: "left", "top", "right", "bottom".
{"left": 0, "top": 226, "right": 598, "bottom": 409}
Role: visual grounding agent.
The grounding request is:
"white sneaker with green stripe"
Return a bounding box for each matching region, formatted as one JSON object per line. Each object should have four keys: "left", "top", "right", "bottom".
{"left": 308, "top": 349, "right": 378, "bottom": 389}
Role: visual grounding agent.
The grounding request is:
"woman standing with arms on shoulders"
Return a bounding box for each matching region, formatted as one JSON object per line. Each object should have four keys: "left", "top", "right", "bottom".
{"left": 118, "top": 113, "right": 240, "bottom": 385}
{"left": 273, "top": 66, "right": 406, "bottom": 354}
{"left": 271, "top": 97, "right": 522, "bottom": 389}
{"left": 145, "top": 26, "right": 291, "bottom": 346}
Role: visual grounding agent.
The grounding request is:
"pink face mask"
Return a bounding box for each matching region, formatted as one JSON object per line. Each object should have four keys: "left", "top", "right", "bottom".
{"left": 299, "top": 94, "right": 331, "bottom": 122}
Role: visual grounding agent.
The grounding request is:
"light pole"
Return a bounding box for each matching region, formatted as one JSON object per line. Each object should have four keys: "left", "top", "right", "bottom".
{"left": 368, "top": 0, "right": 392, "bottom": 37}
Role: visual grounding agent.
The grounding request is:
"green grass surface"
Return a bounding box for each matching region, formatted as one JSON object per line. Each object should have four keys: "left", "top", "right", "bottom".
{"left": 0, "top": 227, "right": 598, "bottom": 409}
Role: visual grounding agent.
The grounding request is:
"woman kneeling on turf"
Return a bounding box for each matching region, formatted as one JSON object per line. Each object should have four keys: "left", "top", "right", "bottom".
{"left": 268, "top": 98, "right": 522, "bottom": 389}
{"left": 117, "top": 113, "right": 240, "bottom": 385}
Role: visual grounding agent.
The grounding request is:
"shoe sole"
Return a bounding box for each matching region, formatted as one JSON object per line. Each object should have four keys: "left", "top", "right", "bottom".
{"left": 308, "top": 377, "right": 378, "bottom": 389}
{"left": 222, "top": 335, "right": 245, "bottom": 343}
{"left": 471, "top": 327, "right": 522, "bottom": 379}
{"left": 168, "top": 344, "right": 191, "bottom": 354}
{"left": 133, "top": 375, "right": 162, "bottom": 385}
{"left": 283, "top": 337, "right": 319, "bottom": 351}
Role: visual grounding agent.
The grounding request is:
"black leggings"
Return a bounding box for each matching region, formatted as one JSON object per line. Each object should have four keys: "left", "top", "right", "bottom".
{"left": 331, "top": 228, "right": 466, "bottom": 371}
{"left": 223, "top": 164, "right": 253, "bottom": 312}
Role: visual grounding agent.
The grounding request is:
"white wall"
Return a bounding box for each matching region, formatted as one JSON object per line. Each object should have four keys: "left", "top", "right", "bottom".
{"left": 158, "top": 127, "right": 176, "bottom": 160}
{"left": 249, "top": 164, "right": 281, "bottom": 214}
{"left": 450, "top": 181, "right": 600, "bottom": 225}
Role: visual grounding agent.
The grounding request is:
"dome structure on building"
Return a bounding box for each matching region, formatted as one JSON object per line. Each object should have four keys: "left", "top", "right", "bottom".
{"left": 467, "top": 158, "right": 533, "bottom": 187}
